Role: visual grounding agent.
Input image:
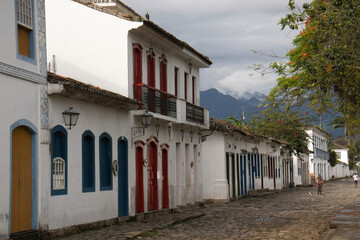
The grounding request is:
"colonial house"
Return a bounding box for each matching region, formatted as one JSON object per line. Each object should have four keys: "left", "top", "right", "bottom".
{"left": 201, "top": 119, "right": 286, "bottom": 202}
{"left": 0, "top": 0, "right": 47, "bottom": 238}
{"left": 305, "top": 126, "right": 330, "bottom": 182}
{"left": 44, "top": 0, "right": 211, "bottom": 233}
{"left": 331, "top": 143, "right": 350, "bottom": 178}
{"left": 292, "top": 153, "right": 311, "bottom": 186}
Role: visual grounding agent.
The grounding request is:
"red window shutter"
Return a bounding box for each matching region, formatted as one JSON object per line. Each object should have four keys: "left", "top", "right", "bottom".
{"left": 147, "top": 53, "right": 155, "bottom": 88}
{"left": 174, "top": 67, "right": 178, "bottom": 97}
{"left": 133, "top": 44, "right": 142, "bottom": 84}
{"left": 184, "top": 73, "right": 188, "bottom": 101}
{"left": 192, "top": 77, "right": 195, "bottom": 104}
{"left": 160, "top": 58, "right": 167, "bottom": 92}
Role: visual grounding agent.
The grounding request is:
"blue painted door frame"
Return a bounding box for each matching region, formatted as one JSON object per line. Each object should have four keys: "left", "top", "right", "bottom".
{"left": 118, "top": 137, "right": 128, "bottom": 217}
{"left": 251, "top": 154, "right": 255, "bottom": 190}
{"left": 240, "top": 155, "right": 244, "bottom": 195}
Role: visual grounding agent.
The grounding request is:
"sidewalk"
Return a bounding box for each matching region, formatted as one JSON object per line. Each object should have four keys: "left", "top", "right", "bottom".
{"left": 324, "top": 204, "right": 360, "bottom": 240}
{"left": 54, "top": 207, "right": 205, "bottom": 240}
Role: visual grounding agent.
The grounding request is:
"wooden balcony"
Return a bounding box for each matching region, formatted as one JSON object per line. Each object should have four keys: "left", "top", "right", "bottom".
{"left": 186, "top": 102, "right": 204, "bottom": 124}
{"left": 133, "top": 83, "right": 177, "bottom": 118}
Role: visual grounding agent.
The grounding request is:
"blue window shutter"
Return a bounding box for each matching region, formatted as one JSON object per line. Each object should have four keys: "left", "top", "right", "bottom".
{"left": 100, "top": 133, "right": 112, "bottom": 191}
{"left": 51, "top": 125, "right": 68, "bottom": 196}
{"left": 82, "top": 130, "right": 95, "bottom": 192}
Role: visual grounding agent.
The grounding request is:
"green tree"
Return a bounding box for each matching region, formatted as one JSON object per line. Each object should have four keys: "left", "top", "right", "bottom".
{"left": 247, "top": 103, "right": 310, "bottom": 156}
{"left": 269, "top": 0, "right": 360, "bottom": 129}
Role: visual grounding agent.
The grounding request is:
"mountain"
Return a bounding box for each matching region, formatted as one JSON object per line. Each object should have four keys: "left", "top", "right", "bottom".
{"left": 200, "top": 88, "right": 344, "bottom": 138}
{"left": 200, "top": 88, "right": 263, "bottom": 121}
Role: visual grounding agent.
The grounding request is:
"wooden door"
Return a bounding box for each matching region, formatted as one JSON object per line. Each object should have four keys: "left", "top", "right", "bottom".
{"left": 118, "top": 139, "right": 128, "bottom": 217}
{"left": 231, "top": 154, "right": 236, "bottom": 197}
{"left": 147, "top": 142, "right": 158, "bottom": 211}
{"left": 11, "top": 126, "right": 32, "bottom": 233}
{"left": 161, "top": 149, "right": 169, "bottom": 209}
{"left": 135, "top": 146, "right": 144, "bottom": 213}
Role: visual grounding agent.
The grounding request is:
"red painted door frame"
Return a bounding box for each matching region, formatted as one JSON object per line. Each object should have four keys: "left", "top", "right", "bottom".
{"left": 135, "top": 145, "right": 144, "bottom": 213}
{"left": 161, "top": 147, "right": 169, "bottom": 208}
{"left": 148, "top": 141, "right": 158, "bottom": 211}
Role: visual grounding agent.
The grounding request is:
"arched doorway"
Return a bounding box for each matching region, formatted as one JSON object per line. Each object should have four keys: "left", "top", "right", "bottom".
{"left": 161, "top": 144, "right": 169, "bottom": 209}
{"left": 118, "top": 137, "right": 128, "bottom": 217}
{"left": 147, "top": 138, "right": 158, "bottom": 211}
{"left": 11, "top": 122, "right": 37, "bottom": 234}
{"left": 135, "top": 141, "right": 144, "bottom": 213}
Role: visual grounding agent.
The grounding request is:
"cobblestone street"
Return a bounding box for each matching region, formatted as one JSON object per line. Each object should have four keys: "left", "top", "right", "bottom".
{"left": 58, "top": 178, "right": 359, "bottom": 240}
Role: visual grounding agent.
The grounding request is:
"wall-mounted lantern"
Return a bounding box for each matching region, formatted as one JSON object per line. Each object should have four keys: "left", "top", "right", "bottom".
{"left": 252, "top": 146, "right": 259, "bottom": 155}
{"left": 188, "top": 63, "right": 192, "bottom": 74}
{"left": 167, "top": 122, "right": 172, "bottom": 139}
{"left": 155, "top": 121, "right": 160, "bottom": 138}
{"left": 131, "top": 111, "right": 153, "bottom": 146}
{"left": 271, "top": 145, "right": 276, "bottom": 152}
{"left": 62, "top": 106, "right": 79, "bottom": 130}
{"left": 180, "top": 126, "right": 184, "bottom": 142}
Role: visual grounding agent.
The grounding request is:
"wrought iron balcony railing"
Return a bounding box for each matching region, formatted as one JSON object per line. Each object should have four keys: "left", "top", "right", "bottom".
{"left": 314, "top": 148, "right": 329, "bottom": 160}
{"left": 133, "top": 83, "right": 177, "bottom": 118}
{"left": 186, "top": 102, "right": 204, "bottom": 124}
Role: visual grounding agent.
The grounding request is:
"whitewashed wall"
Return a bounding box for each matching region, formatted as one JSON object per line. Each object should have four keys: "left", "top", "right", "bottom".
{"left": 330, "top": 164, "right": 350, "bottom": 179}
{"left": 45, "top": 0, "right": 142, "bottom": 96}
{"left": 0, "top": 75, "right": 41, "bottom": 238}
{"left": 45, "top": 95, "right": 132, "bottom": 230}
{"left": 334, "top": 149, "right": 349, "bottom": 165}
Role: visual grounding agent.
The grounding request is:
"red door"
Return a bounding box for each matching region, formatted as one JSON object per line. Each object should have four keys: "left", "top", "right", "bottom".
{"left": 162, "top": 149, "right": 169, "bottom": 209}
{"left": 148, "top": 142, "right": 158, "bottom": 211}
{"left": 135, "top": 146, "right": 144, "bottom": 213}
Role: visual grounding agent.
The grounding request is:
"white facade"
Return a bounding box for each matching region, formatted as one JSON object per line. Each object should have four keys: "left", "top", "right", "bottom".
{"left": 202, "top": 121, "right": 284, "bottom": 202}
{"left": 0, "top": 0, "right": 47, "bottom": 238}
{"left": 43, "top": 0, "right": 210, "bottom": 233}
{"left": 306, "top": 127, "right": 330, "bottom": 182}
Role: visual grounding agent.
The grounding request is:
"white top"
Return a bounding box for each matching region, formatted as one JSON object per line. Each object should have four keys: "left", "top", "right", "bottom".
{"left": 353, "top": 174, "right": 359, "bottom": 181}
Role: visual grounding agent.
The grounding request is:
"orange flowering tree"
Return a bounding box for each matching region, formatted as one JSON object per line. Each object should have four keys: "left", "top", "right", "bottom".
{"left": 248, "top": 104, "right": 310, "bottom": 157}
{"left": 268, "top": 0, "right": 360, "bottom": 118}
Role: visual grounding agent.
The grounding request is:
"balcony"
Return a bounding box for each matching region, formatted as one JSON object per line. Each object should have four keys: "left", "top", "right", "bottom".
{"left": 314, "top": 148, "right": 329, "bottom": 160}
{"left": 186, "top": 102, "right": 204, "bottom": 124}
{"left": 133, "top": 83, "right": 177, "bottom": 118}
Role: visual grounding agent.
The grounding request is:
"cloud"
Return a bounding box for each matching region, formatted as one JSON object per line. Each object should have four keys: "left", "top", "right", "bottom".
{"left": 121, "top": 0, "right": 310, "bottom": 97}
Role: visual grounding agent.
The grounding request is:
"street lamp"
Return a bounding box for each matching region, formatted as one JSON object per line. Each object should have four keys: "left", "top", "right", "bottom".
{"left": 131, "top": 111, "right": 153, "bottom": 146}
{"left": 62, "top": 106, "right": 79, "bottom": 130}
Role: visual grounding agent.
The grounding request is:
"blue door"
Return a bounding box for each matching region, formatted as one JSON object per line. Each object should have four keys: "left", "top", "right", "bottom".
{"left": 118, "top": 137, "right": 128, "bottom": 217}
{"left": 251, "top": 153, "right": 255, "bottom": 190}
{"left": 242, "top": 154, "right": 247, "bottom": 195}
{"left": 240, "top": 155, "right": 244, "bottom": 195}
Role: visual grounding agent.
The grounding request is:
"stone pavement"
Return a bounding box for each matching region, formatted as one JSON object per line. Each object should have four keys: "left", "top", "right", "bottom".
{"left": 324, "top": 205, "right": 360, "bottom": 240}
{"left": 56, "top": 178, "right": 360, "bottom": 240}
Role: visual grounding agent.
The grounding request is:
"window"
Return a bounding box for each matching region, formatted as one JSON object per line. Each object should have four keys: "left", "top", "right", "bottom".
{"left": 192, "top": 76, "right": 196, "bottom": 104}
{"left": 99, "top": 133, "right": 112, "bottom": 191}
{"left": 263, "top": 155, "right": 268, "bottom": 178}
{"left": 160, "top": 56, "right": 167, "bottom": 92}
{"left": 133, "top": 44, "right": 143, "bottom": 85}
{"left": 174, "top": 67, "right": 179, "bottom": 97}
{"left": 16, "top": 0, "right": 35, "bottom": 60}
{"left": 184, "top": 72, "right": 188, "bottom": 101}
{"left": 147, "top": 50, "right": 155, "bottom": 87}
{"left": 82, "top": 130, "right": 95, "bottom": 192}
{"left": 53, "top": 157, "right": 65, "bottom": 190}
{"left": 51, "top": 125, "right": 68, "bottom": 196}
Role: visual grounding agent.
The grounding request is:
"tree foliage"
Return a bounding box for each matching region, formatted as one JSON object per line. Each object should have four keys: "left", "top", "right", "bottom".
{"left": 247, "top": 104, "right": 310, "bottom": 157}
{"left": 269, "top": 0, "right": 360, "bottom": 120}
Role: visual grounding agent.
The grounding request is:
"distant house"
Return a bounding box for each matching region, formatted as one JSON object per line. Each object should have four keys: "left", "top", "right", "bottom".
{"left": 331, "top": 143, "right": 350, "bottom": 178}
{"left": 305, "top": 126, "right": 330, "bottom": 182}
{"left": 201, "top": 119, "right": 286, "bottom": 202}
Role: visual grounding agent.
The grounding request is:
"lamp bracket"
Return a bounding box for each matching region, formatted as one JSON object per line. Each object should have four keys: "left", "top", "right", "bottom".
{"left": 131, "top": 127, "right": 145, "bottom": 147}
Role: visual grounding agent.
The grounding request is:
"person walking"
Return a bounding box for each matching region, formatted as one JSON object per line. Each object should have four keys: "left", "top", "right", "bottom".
{"left": 353, "top": 173, "right": 359, "bottom": 188}
{"left": 316, "top": 174, "right": 324, "bottom": 194}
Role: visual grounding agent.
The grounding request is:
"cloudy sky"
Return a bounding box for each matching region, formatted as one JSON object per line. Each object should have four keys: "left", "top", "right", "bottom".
{"left": 122, "top": 0, "right": 309, "bottom": 98}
